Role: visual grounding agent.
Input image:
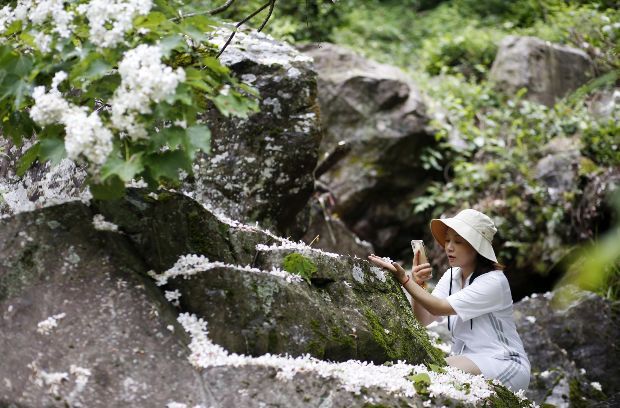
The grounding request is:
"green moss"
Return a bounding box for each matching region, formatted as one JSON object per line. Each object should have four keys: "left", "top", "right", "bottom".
{"left": 484, "top": 382, "right": 532, "bottom": 408}
{"left": 363, "top": 307, "right": 398, "bottom": 359}
{"left": 282, "top": 253, "right": 317, "bottom": 283}
{"left": 359, "top": 289, "right": 445, "bottom": 365}
{"left": 307, "top": 318, "right": 356, "bottom": 358}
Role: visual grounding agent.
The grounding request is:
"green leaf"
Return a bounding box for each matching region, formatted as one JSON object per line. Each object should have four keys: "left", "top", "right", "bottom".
{"left": 407, "top": 372, "right": 431, "bottom": 395}
{"left": 426, "top": 363, "right": 446, "bottom": 374}
{"left": 2, "top": 111, "right": 37, "bottom": 146}
{"left": 159, "top": 35, "right": 185, "bottom": 57}
{"left": 101, "top": 153, "right": 144, "bottom": 182}
{"left": 201, "top": 56, "right": 230, "bottom": 76}
{"left": 171, "top": 83, "right": 193, "bottom": 105}
{"left": 134, "top": 11, "right": 168, "bottom": 32}
{"left": 187, "top": 125, "right": 211, "bottom": 155}
{"left": 3, "top": 77, "right": 31, "bottom": 109}
{"left": 144, "top": 150, "right": 192, "bottom": 182}
{"left": 16, "top": 142, "right": 40, "bottom": 177}
{"left": 149, "top": 127, "right": 186, "bottom": 150}
{"left": 70, "top": 52, "right": 113, "bottom": 83}
{"left": 39, "top": 137, "right": 67, "bottom": 165}
{"left": 182, "top": 15, "right": 217, "bottom": 33}
{"left": 211, "top": 90, "right": 259, "bottom": 118}
{"left": 282, "top": 253, "right": 317, "bottom": 283}
{"left": 89, "top": 175, "right": 126, "bottom": 200}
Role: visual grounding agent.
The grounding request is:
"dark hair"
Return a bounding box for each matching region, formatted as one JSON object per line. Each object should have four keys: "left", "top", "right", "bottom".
{"left": 448, "top": 254, "right": 504, "bottom": 331}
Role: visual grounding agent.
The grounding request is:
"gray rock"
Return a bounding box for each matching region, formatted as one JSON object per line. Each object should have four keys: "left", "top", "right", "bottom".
{"left": 0, "top": 138, "right": 90, "bottom": 218}
{"left": 571, "top": 167, "right": 620, "bottom": 240}
{"left": 490, "top": 36, "right": 595, "bottom": 106}
{"left": 0, "top": 203, "right": 207, "bottom": 407}
{"left": 587, "top": 87, "right": 620, "bottom": 119}
{"left": 299, "top": 43, "right": 437, "bottom": 254}
{"left": 0, "top": 200, "right": 529, "bottom": 407}
{"left": 301, "top": 193, "right": 374, "bottom": 258}
{"left": 514, "top": 286, "right": 618, "bottom": 406}
{"left": 106, "top": 189, "right": 442, "bottom": 365}
{"left": 187, "top": 28, "right": 322, "bottom": 238}
{"left": 534, "top": 137, "right": 581, "bottom": 202}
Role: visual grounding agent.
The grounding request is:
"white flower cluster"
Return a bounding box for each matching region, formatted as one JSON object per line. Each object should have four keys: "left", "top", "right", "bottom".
{"left": 150, "top": 254, "right": 303, "bottom": 286}
{"left": 70, "top": 365, "right": 92, "bottom": 393}
{"left": 1, "top": 0, "right": 72, "bottom": 47}
{"left": 256, "top": 241, "right": 340, "bottom": 259}
{"left": 176, "top": 312, "right": 530, "bottom": 405}
{"left": 30, "top": 365, "right": 69, "bottom": 395}
{"left": 1, "top": 0, "right": 150, "bottom": 49}
{"left": 36, "top": 312, "right": 66, "bottom": 335}
{"left": 92, "top": 214, "right": 119, "bottom": 232}
{"left": 110, "top": 44, "right": 186, "bottom": 139}
{"left": 30, "top": 72, "right": 113, "bottom": 166}
{"left": 76, "top": 0, "right": 152, "bottom": 48}
{"left": 164, "top": 289, "right": 182, "bottom": 307}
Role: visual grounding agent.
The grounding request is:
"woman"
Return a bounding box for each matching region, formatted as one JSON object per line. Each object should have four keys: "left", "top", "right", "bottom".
{"left": 368, "top": 208, "right": 530, "bottom": 392}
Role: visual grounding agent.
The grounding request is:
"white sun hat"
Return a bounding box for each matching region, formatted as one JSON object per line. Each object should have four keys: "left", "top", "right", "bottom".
{"left": 429, "top": 209, "right": 498, "bottom": 263}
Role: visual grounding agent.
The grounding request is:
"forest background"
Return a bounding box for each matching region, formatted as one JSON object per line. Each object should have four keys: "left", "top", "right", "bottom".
{"left": 211, "top": 0, "right": 620, "bottom": 301}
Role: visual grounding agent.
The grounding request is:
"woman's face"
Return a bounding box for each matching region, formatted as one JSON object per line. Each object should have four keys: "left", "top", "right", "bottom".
{"left": 444, "top": 228, "right": 477, "bottom": 269}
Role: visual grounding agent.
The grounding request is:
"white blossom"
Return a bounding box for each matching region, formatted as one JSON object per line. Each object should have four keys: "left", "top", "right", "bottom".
{"left": 92, "top": 214, "right": 119, "bottom": 232}
{"left": 177, "top": 312, "right": 499, "bottom": 404}
{"left": 34, "top": 31, "right": 52, "bottom": 53}
{"left": 110, "top": 44, "right": 185, "bottom": 139}
{"left": 36, "top": 312, "right": 66, "bottom": 335}
{"left": 76, "top": 0, "right": 152, "bottom": 48}
{"left": 30, "top": 84, "right": 113, "bottom": 166}
{"left": 63, "top": 106, "right": 113, "bottom": 165}
{"left": 151, "top": 254, "right": 303, "bottom": 286}
{"left": 29, "top": 362, "right": 69, "bottom": 396}
{"left": 29, "top": 86, "right": 69, "bottom": 125}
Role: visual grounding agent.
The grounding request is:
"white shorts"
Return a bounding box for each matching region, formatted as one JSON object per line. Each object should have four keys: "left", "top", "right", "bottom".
{"left": 462, "top": 353, "right": 530, "bottom": 392}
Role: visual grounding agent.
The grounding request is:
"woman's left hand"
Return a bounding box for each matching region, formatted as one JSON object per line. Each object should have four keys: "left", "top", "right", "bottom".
{"left": 368, "top": 254, "right": 407, "bottom": 284}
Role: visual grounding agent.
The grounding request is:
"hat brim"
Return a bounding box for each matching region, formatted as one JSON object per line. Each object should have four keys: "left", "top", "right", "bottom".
{"left": 430, "top": 217, "right": 498, "bottom": 263}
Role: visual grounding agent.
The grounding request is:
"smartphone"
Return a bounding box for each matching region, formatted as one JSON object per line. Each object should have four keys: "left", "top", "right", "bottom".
{"left": 411, "top": 240, "right": 429, "bottom": 266}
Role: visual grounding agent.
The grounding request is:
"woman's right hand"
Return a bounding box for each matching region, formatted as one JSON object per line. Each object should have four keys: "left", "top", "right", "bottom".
{"left": 412, "top": 250, "right": 432, "bottom": 285}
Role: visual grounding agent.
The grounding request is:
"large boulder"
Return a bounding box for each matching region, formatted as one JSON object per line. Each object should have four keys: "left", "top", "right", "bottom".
{"left": 490, "top": 36, "right": 595, "bottom": 106}
{"left": 0, "top": 201, "right": 530, "bottom": 407}
{"left": 95, "top": 190, "right": 444, "bottom": 365}
{"left": 514, "top": 286, "right": 618, "bottom": 406}
{"left": 186, "top": 28, "right": 322, "bottom": 238}
{"left": 0, "top": 203, "right": 206, "bottom": 407}
{"left": 299, "top": 43, "right": 437, "bottom": 255}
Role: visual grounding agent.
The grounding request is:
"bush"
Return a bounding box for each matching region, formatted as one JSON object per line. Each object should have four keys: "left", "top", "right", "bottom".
{"left": 421, "top": 26, "right": 505, "bottom": 80}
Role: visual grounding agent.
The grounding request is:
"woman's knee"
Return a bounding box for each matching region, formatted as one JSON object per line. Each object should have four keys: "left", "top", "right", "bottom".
{"left": 445, "top": 355, "right": 482, "bottom": 375}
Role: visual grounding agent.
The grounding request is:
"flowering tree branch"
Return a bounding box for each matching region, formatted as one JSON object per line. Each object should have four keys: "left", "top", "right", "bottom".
{"left": 0, "top": 0, "right": 260, "bottom": 199}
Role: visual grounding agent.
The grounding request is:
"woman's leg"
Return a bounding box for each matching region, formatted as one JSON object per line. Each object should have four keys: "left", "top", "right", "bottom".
{"left": 445, "top": 355, "right": 482, "bottom": 375}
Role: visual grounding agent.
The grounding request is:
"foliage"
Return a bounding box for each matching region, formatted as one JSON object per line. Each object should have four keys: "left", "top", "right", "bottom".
{"left": 0, "top": 0, "right": 259, "bottom": 199}
{"left": 411, "top": 73, "right": 619, "bottom": 274}
{"left": 282, "top": 252, "right": 318, "bottom": 283}
{"left": 559, "top": 191, "right": 620, "bottom": 300}
{"left": 200, "top": 0, "right": 353, "bottom": 44}
{"left": 518, "top": 3, "right": 620, "bottom": 72}
{"left": 421, "top": 25, "right": 505, "bottom": 80}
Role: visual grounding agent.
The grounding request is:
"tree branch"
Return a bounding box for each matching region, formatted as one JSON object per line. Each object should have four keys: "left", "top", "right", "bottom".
{"left": 209, "top": 0, "right": 236, "bottom": 15}
{"left": 257, "top": 0, "right": 276, "bottom": 32}
{"left": 216, "top": 1, "right": 272, "bottom": 58}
